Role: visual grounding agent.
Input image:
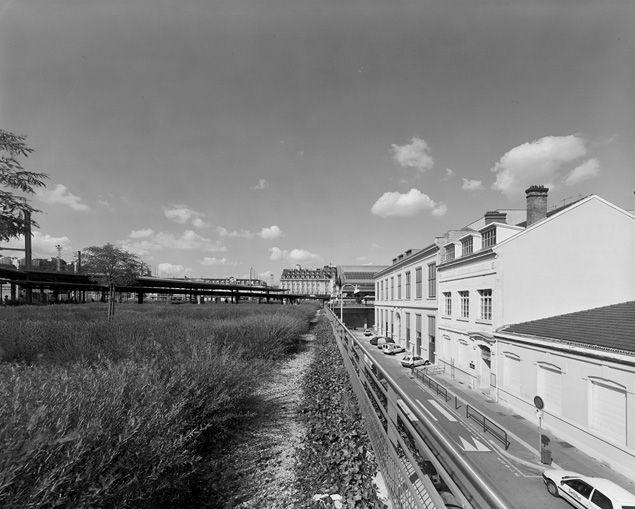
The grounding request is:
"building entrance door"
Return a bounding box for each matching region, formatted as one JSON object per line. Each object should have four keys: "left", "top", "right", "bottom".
{"left": 478, "top": 346, "right": 491, "bottom": 392}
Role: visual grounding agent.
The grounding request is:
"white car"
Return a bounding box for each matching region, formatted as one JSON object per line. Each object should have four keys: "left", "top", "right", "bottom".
{"left": 400, "top": 355, "right": 430, "bottom": 369}
{"left": 382, "top": 343, "right": 405, "bottom": 355}
{"left": 542, "top": 469, "right": 635, "bottom": 509}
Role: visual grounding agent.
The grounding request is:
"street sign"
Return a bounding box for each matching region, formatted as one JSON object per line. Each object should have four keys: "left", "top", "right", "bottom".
{"left": 533, "top": 395, "right": 544, "bottom": 410}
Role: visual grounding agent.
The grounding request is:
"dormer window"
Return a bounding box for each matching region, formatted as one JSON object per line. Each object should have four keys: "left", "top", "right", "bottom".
{"left": 445, "top": 244, "right": 455, "bottom": 261}
{"left": 461, "top": 236, "right": 473, "bottom": 256}
{"left": 482, "top": 228, "right": 496, "bottom": 248}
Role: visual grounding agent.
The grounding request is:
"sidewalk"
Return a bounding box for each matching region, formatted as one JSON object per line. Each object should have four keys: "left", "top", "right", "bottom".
{"left": 419, "top": 369, "right": 635, "bottom": 494}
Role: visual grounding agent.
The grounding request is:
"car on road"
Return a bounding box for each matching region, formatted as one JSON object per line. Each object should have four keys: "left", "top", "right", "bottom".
{"left": 400, "top": 355, "right": 430, "bottom": 369}
{"left": 382, "top": 343, "right": 405, "bottom": 355}
{"left": 542, "top": 469, "right": 635, "bottom": 509}
{"left": 369, "top": 336, "right": 394, "bottom": 348}
{"left": 363, "top": 328, "right": 373, "bottom": 336}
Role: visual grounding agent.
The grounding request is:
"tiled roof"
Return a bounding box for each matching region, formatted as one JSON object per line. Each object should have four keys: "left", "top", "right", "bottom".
{"left": 500, "top": 301, "right": 635, "bottom": 354}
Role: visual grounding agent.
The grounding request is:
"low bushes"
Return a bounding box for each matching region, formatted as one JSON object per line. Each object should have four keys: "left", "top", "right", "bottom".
{"left": 0, "top": 303, "right": 318, "bottom": 508}
{"left": 296, "top": 318, "right": 385, "bottom": 508}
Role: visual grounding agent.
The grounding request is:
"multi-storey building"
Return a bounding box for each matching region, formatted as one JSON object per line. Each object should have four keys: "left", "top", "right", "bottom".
{"left": 374, "top": 247, "right": 439, "bottom": 363}
{"left": 436, "top": 186, "right": 635, "bottom": 398}
{"left": 279, "top": 264, "right": 336, "bottom": 295}
{"left": 337, "top": 264, "right": 386, "bottom": 300}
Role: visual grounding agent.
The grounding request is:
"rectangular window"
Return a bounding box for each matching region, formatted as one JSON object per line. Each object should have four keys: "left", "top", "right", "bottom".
{"left": 415, "top": 267, "right": 422, "bottom": 299}
{"left": 390, "top": 277, "right": 394, "bottom": 300}
{"left": 428, "top": 263, "right": 436, "bottom": 298}
{"left": 428, "top": 315, "right": 435, "bottom": 344}
{"left": 380, "top": 280, "right": 383, "bottom": 300}
{"left": 482, "top": 228, "right": 496, "bottom": 248}
{"left": 443, "top": 292, "right": 452, "bottom": 316}
{"left": 405, "top": 312, "right": 411, "bottom": 350}
{"left": 445, "top": 244, "right": 455, "bottom": 261}
{"left": 459, "top": 291, "right": 469, "bottom": 318}
{"left": 479, "top": 289, "right": 492, "bottom": 321}
{"left": 405, "top": 271, "right": 411, "bottom": 299}
{"left": 397, "top": 274, "right": 402, "bottom": 299}
{"left": 376, "top": 282, "right": 379, "bottom": 299}
{"left": 461, "top": 236, "right": 473, "bottom": 256}
{"left": 503, "top": 354, "right": 520, "bottom": 393}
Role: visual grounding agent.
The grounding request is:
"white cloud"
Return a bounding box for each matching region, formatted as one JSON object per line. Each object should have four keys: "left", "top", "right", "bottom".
{"left": 36, "top": 184, "right": 89, "bottom": 212}
{"left": 269, "top": 246, "right": 321, "bottom": 263}
{"left": 163, "top": 205, "right": 207, "bottom": 227}
{"left": 129, "top": 228, "right": 154, "bottom": 239}
{"left": 390, "top": 137, "right": 434, "bottom": 171}
{"left": 200, "top": 256, "right": 237, "bottom": 266}
{"left": 216, "top": 226, "right": 254, "bottom": 239}
{"left": 258, "top": 225, "right": 283, "bottom": 239}
{"left": 565, "top": 158, "right": 600, "bottom": 186}
{"left": 157, "top": 263, "right": 192, "bottom": 277}
{"left": 461, "top": 178, "right": 484, "bottom": 191}
{"left": 121, "top": 229, "right": 226, "bottom": 256}
{"left": 443, "top": 168, "right": 455, "bottom": 181}
{"left": 491, "top": 135, "right": 588, "bottom": 198}
{"left": 250, "top": 178, "right": 268, "bottom": 191}
{"left": 371, "top": 189, "right": 447, "bottom": 217}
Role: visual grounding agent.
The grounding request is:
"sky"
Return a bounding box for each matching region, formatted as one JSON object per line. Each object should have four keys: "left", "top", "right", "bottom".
{"left": 1, "top": 0, "right": 634, "bottom": 282}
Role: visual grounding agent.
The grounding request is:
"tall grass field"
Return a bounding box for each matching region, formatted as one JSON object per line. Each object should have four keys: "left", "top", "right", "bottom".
{"left": 0, "top": 302, "right": 318, "bottom": 508}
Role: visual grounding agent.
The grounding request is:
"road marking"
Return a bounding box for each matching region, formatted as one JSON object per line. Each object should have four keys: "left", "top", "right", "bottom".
{"left": 397, "top": 399, "right": 419, "bottom": 422}
{"left": 459, "top": 435, "right": 490, "bottom": 452}
{"left": 415, "top": 399, "right": 438, "bottom": 421}
{"left": 428, "top": 399, "right": 458, "bottom": 422}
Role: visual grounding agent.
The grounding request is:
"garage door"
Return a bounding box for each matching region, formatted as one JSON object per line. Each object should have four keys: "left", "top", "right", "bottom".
{"left": 537, "top": 364, "right": 562, "bottom": 416}
{"left": 590, "top": 379, "right": 626, "bottom": 444}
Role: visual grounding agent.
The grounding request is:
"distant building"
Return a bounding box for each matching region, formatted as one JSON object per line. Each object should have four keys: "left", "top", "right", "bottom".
{"left": 337, "top": 265, "right": 386, "bottom": 300}
{"left": 495, "top": 301, "right": 635, "bottom": 479}
{"left": 279, "top": 264, "right": 336, "bottom": 295}
{"left": 199, "top": 277, "right": 268, "bottom": 287}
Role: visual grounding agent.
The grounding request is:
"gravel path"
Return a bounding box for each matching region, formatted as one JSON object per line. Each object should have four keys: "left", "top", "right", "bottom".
{"left": 232, "top": 333, "right": 316, "bottom": 508}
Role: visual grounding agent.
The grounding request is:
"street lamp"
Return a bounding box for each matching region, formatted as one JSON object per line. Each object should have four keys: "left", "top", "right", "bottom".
{"left": 339, "top": 283, "right": 359, "bottom": 323}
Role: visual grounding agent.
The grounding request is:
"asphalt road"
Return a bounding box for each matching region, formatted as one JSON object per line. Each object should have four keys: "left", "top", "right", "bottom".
{"left": 350, "top": 331, "right": 573, "bottom": 509}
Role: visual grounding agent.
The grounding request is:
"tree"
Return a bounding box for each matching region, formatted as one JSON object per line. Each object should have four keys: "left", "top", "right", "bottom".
{"left": 1, "top": 129, "right": 48, "bottom": 242}
{"left": 81, "top": 243, "right": 146, "bottom": 320}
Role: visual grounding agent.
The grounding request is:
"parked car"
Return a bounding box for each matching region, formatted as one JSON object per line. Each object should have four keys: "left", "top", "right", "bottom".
{"left": 382, "top": 343, "right": 405, "bottom": 355}
{"left": 369, "top": 335, "right": 392, "bottom": 346}
{"left": 542, "top": 469, "right": 635, "bottom": 509}
{"left": 363, "top": 328, "right": 373, "bottom": 336}
{"left": 400, "top": 355, "right": 430, "bottom": 369}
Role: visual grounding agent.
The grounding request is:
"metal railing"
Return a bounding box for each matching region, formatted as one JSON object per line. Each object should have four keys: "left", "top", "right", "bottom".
{"left": 325, "top": 307, "right": 512, "bottom": 509}
{"left": 465, "top": 405, "right": 510, "bottom": 450}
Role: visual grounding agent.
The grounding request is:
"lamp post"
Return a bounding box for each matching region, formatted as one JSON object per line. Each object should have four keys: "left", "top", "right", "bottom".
{"left": 339, "top": 283, "right": 359, "bottom": 323}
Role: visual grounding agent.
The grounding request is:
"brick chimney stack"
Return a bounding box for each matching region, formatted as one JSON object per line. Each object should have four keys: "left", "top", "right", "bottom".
{"left": 525, "top": 185, "right": 549, "bottom": 226}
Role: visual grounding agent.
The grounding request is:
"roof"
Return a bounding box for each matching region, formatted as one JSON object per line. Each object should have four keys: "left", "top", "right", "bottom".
{"left": 500, "top": 301, "right": 635, "bottom": 354}
{"left": 514, "top": 196, "right": 587, "bottom": 227}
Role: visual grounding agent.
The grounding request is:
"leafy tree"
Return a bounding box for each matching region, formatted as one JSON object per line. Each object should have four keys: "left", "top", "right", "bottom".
{"left": 1, "top": 129, "right": 48, "bottom": 242}
{"left": 82, "top": 243, "right": 147, "bottom": 320}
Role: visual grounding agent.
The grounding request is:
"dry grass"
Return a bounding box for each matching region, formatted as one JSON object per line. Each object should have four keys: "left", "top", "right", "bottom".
{"left": 0, "top": 302, "right": 318, "bottom": 508}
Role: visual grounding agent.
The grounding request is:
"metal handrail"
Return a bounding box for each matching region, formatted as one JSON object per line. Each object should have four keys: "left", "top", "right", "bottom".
{"left": 466, "top": 405, "right": 510, "bottom": 450}
{"left": 325, "top": 307, "right": 513, "bottom": 509}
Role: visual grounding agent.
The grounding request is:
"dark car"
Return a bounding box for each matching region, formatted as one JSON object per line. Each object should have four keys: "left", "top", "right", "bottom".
{"left": 369, "top": 335, "right": 391, "bottom": 346}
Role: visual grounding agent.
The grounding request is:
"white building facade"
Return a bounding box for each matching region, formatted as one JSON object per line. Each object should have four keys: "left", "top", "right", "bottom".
{"left": 436, "top": 188, "right": 635, "bottom": 396}
{"left": 374, "top": 245, "right": 439, "bottom": 363}
{"left": 279, "top": 265, "right": 336, "bottom": 295}
{"left": 495, "top": 302, "right": 635, "bottom": 479}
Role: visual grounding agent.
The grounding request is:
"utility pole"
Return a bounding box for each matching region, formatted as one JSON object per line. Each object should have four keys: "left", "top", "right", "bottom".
{"left": 56, "top": 244, "right": 62, "bottom": 272}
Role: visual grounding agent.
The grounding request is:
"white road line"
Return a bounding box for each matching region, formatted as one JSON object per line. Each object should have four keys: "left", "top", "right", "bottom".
{"left": 415, "top": 399, "right": 438, "bottom": 421}
{"left": 459, "top": 435, "right": 490, "bottom": 452}
{"left": 428, "top": 399, "right": 458, "bottom": 422}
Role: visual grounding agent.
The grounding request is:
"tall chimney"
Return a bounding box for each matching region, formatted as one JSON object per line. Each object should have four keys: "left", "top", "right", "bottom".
{"left": 525, "top": 185, "right": 549, "bottom": 226}
{"left": 484, "top": 211, "right": 507, "bottom": 225}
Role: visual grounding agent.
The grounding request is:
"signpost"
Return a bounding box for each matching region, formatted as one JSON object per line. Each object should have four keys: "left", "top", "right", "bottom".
{"left": 534, "top": 396, "right": 548, "bottom": 463}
